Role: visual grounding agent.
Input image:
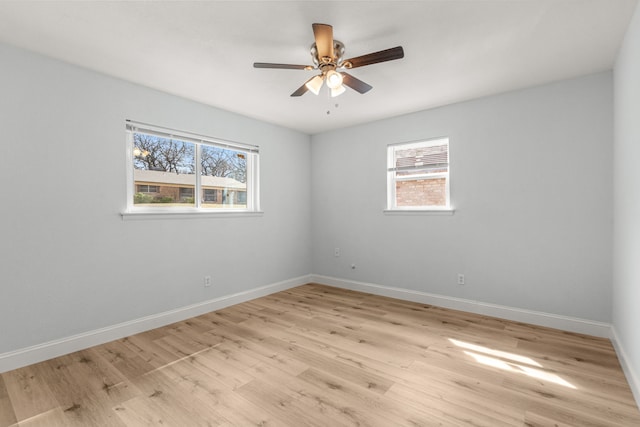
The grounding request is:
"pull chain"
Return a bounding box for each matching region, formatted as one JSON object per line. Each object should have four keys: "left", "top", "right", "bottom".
{"left": 326, "top": 87, "right": 339, "bottom": 115}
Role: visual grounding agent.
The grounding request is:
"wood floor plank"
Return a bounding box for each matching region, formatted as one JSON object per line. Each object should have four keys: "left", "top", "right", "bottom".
{"left": 0, "top": 375, "right": 17, "bottom": 426}
{"left": 2, "top": 364, "right": 59, "bottom": 422}
{"left": 116, "top": 367, "right": 223, "bottom": 426}
{"left": 259, "top": 335, "right": 395, "bottom": 395}
{"left": 117, "top": 334, "right": 181, "bottom": 371}
{"left": 179, "top": 345, "right": 257, "bottom": 389}
{"left": 115, "top": 393, "right": 219, "bottom": 427}
{"left": 296, "top": 366, "right": 452, "bottom": 427}
{"left": 29, "top": 351, "right": 130, "bottom": 426}
{"left": 2, "top": 283, "right": 639, "bottom": 427}
{"left": 501, "top": 376, "right": 640, "bottom": 426}
{"left": 16, "top": 407, "right": 76, "bottom": 427}
{"left": 93, "top": 339, "right": 157, "bottom": 380}
{"left": 211, "top": 334, "right": 310, "bottom": 379}
{"left": 402, "top": 359, "right": 560, "bottom": 425}
{"left": 164, "top": 319, "right": 226, "bottom": 349}
{"left": 523, "top": 410, "right": 583, "bottom": 427}
{"left": 384, "top": 381, "right": 521, "bottom": 426}
{"left": 235, "top": 376, "right": 340, "bottom": 427}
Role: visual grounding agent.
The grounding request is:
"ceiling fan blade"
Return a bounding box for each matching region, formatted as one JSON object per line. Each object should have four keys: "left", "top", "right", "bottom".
{"left": 254, "top": 62, "right": 310, "bottom": 70}
{"left": 341, "top": 72, "right": 372, "bottom": 94}
{"left": 312, "top": 23, "right": 334, "bottom": 60}
{"left": 291, "top": 77, "right": 315, "bottom": 97}
{"left": 344, "top": 46, "right": 404, "bottom": 69}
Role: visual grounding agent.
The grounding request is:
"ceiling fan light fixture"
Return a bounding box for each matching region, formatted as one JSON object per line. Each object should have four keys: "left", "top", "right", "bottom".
{"left": 254, "top": 23, "right": 404, "bottom": 98}
{"left": 325, "top": 70, "right": 343, "bottom": 89}
{"left": 305, "top": 75, "right": 324, "bottom": 95}
{"left": 331, "top": 85, "right": 346, "bottom": 97}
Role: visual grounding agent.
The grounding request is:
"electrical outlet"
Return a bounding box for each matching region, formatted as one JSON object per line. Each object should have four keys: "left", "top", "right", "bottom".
{"left": 334, "top": 247, "right": 340, "bottom": 257}
{"left": 457, "top": 274, "right": 465, "bottom": 285}
{"left": 204, "top": 276, "right": 212, "bottom": 287}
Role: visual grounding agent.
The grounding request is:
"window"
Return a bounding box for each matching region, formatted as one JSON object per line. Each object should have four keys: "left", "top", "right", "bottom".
{"left": 126, "top": 121, "right": 259, "bottom": 213}
{"left": 137, "top": 185, "right": 160, "bottom": 193}
{"left": 179, "top": 187, "right": 194, "bottom": 202}
{"left": 387, "top": 138, "right": 450, "bottom": 210}
{"left": 203, "top": 189, "right": 218, "bottom": 203}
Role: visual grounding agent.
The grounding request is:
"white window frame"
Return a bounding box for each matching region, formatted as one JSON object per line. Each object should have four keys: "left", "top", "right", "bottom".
{"left": 386, "top": 137, "right": 453, "bottom": 213}
{"left": 123, "top": 120, "right": 261, "bottom": 218}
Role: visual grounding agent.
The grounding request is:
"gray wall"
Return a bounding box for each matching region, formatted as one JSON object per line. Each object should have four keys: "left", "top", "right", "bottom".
{"left": 613, "top": 1, "right": 640, "bottom": 400}
{"left": 311, "top": 72, "right": 613, "bottom": 323}
{"left": 0, "top": 43, "right": 312, "bottom": 354}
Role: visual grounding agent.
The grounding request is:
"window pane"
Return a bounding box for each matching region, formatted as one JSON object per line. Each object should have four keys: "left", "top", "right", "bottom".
{"left": 395, "top": 143, "right": 448, "bottom": 169}
{"left": 396, "top": 177, "right": 447, "bottom": 207}
{"left": 200, "top": 145, "right": 247, "bottom": 209}
{"left": 132, "top": 133, "right": 196, "bottom": 207}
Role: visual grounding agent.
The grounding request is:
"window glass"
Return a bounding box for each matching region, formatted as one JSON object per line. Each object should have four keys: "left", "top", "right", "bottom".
{"left": 200, "top": 145, "right": 247, "bottom": 209}
{"left": 132, "top": 134, "right": 196, "bottom": 207}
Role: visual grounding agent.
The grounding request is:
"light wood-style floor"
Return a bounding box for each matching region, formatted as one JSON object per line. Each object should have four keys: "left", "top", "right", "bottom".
{"left": 1, "top": 283, "right": 639, "bottom": 426}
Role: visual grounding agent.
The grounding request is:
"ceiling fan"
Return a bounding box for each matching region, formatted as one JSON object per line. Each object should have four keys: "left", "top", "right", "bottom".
{"left": 254, "top": 23, "right": 404, "bottom": 97}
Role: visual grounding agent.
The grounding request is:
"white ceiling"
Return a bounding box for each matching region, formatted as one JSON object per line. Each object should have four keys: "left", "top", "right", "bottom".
{"left": 0, "top": 1, "right": 636, "bottom": 134}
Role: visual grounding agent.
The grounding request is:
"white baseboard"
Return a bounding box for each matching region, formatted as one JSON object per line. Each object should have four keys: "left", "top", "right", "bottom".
{"left": 310, "top": 274, "right": 612, "bottom": 338}
{"left": 0, "top": 275, "right": 311, "bottom": 374}
{"left": 610, "top": 327, "right": 640, "bottom": 409}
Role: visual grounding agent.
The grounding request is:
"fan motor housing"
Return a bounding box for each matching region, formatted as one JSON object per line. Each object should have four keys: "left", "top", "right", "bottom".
{"left": 310, "top": 40, "right": 345, "bottom": 68}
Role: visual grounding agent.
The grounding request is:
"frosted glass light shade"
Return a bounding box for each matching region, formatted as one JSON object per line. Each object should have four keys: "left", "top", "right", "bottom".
{"left": 326, "top": 70, "right": 343, "bottom": 89}
{"left": 331, "top": 85, "right": 346, "bottom": 97}
{"left": 305, "top": 75, "right": 324, "bottom": 95}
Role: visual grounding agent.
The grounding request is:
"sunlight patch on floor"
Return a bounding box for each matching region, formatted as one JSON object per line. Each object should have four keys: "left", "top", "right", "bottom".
{"left": 449, "top": 338, "right": 541, "bottom": 367}
{"left": 449, "top": 338, "right": 576, "bottom": 389}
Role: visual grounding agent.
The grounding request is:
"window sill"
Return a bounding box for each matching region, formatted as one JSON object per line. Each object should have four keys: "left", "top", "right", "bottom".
{"left": 121, "top": 210, "right": 264, "bottom": 221}
{"left": 384, "top": 208, "right": 455, "bottom": 216}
